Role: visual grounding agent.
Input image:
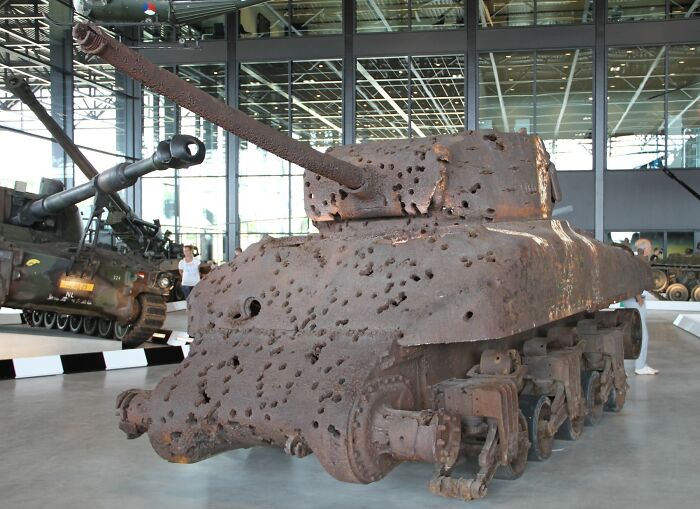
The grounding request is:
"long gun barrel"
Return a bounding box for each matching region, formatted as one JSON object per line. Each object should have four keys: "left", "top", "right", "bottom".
{"left": 12, "top": 135, "right": 205, "bottom": 226}
{"left": 73, "top": 22, "right": 368, "bottom": 191}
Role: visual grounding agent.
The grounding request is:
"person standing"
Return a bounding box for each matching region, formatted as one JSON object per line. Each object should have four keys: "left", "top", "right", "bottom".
{"left": 178, "top": 245, "right": 201, "bottom": 300}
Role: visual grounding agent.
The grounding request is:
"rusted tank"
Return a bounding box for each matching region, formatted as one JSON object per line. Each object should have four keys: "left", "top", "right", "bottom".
{"left": 74, "top": 23, "right": 652, "bottom": 501}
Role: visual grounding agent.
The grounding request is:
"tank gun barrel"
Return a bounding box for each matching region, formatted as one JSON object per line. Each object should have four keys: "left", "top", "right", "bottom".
{"left": 14, "top": 135, "right": 205, "bottom": 226}
{"left": 73, "top": 22, "right": 367, "bottom": 191}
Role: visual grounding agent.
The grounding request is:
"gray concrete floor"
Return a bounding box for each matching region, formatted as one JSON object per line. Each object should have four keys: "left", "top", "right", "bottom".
{"left": 0, "top": 310, "right": 188, "bottom": 359}
{"left": 0, "top": 311, "right": 698, "bottom": 509}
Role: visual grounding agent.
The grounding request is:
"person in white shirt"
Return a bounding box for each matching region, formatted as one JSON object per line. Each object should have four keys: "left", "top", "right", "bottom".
{"left": 178, "top": 245, "right": 201, "bottom": 300}
{"left": 621, "top": 292, "right": 658, "bottom": 375}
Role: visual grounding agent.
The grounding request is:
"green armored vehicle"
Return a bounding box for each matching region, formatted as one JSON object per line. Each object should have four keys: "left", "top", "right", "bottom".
{"left": 0, "top": 135, "right": 205, "bottom": 347}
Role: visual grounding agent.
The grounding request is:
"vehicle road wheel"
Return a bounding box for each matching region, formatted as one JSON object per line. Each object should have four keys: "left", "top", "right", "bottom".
{"left": 556, "top": 414, "right": 584, "bottom": 441}
{"left": 56, "top": 314, "right": 70, "bottom": 331}
{"left": 68, "top": 315, "right": 84, "bottom": 334}
{"left": 651, "top": 269, "right": 668, "bottom": 292}
{"left": 666, "top": 283, "right": 689, "bottom": 301}
{"left": 583, "top": 371, "right": 604, "bottom": 426}
{"left": 30, "top": 310, "right": 44, "bottom": 328}
{"left": 97, "top": 319, "right": 115, "bottom": 339}
{"left": 692, "top": 285, "right": 700, "bottom": 302}
{"left": 604, "top": 386, "right": 626, "bottom": 412}
{"left": 520, "top": 395, "right": 554, "bottom": 461}
{"left": 83, "top": 317, "right": 98, "bottom": 336}
{"left": 43, "top": 312, "right": 58, "bottom": 329}
{"left": 114, "top": 323, "right": 131, "bottom": 341}
{"left": 494, "top": 412, "right": 530, "bottom": 480}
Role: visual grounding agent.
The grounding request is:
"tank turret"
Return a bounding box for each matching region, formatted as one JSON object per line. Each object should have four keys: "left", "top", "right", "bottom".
{"left": 75, "top": 24, "right": 654, "bottom": 502}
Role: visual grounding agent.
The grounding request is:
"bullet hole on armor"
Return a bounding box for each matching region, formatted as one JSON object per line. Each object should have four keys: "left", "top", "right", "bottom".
{"left": 324, "top": 366, "right": 333, "bottom": 374}
{"left": 230, "top": 409, "right": 237, "bottom": 419}
{"left": 308, "top": 353, "right": 320, "bottom": 365}
{"left": 464, "top": 311, "right": 474, "bottom": 321}
{"left": 407, "top": 167, "right": 413, "bottom": 174}
{"left": 397, "top": 172, "right": 403, "bottom": 178}
{"left": 264, "top": 414, "right": 271, "bottom": 421}
{"left": 245, "top": 408, "right": 252, "bottom": 418}
{"left": 355, "top": 290, "right": 363, "bottom": 298}
{"left": 257, "top": 391, "right": 264, "bottom": 398}
{"left": 186, "top": 413, "right": 197, "bottom": 424}
{"left": 425, "top": 270, "right": 434, "bottom": 279}
{"left": 462, "top": 200, "right": 469, "bottom": 209}
{"left": 392, "top": 183, "right": 403, "bottom": 191}
{"left": 470, "top": 183, "right": 481, "bottom": 194}
{"left": 328, "top": 425, "right": 341, "bottom": 438}
{"left": 484, "top": 133, "right": 498, "bottom": 142}
{"left": 305, "top": 181, "right": 311, "bottom": 187}
{"left": 243, "top": 299, "right": 261, "bottom": 318}
{"left": 441, "top": 244, "right": 449, "bottom": 251}
{"left": 359, "top": 263, "right": 374, "bottom": 276}
{"left": 410, "top": 274, "right": 421, "bottom": 282}
{"left": 168, "top": 410, "right": 174, "bottom": 418}
{"left": 342, "top": 299, "right": 348, "bottom": 306}
{"left": 413, "top": 177, "right": 419, "bottom": 185}
{"left": 312, "top": 421, "right": 319, "bottom": 428}
{"left": 279, "top": 363, "right": 287, "bottom": 370}
{"left": 339, "top": 189, "right": 348, "bottom": 200}
{"left": 335, "top": 319, "right": 349, "bottom": 326}
{"left": 315, "top": 175, "right": 321, "bottom": 181}
{"left": 487, "top": 208, "right": 496, "bottom": 214}
{"left": 318, "top": 407, "right": 325, "bottom": 414}
{"left": 331, "top": 394, "right": 342, "bottom": 403}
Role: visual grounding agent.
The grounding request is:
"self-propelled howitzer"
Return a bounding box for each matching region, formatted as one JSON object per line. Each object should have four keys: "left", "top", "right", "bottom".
{"left": 75, "top": 23, "right": 653, "bottom": 501}
{"left": 0, "top": 135, "right": 205, "bottom": 347}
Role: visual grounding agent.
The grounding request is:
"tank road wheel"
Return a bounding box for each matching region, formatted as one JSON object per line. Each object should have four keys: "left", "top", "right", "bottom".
{"left": 494, "top": 412, "right": 530, "bottom": 480}
{"left": 692, "top": 286, "right": 700, "bottom": 302}
{"left": 119, "top": 294, "right": 167, "bottom": 349}
{"left": 68, "top": 315, "right": 84, "bottom": 334}
{"left": 651, "top": 269, "right": 668, "bottom": 293}
{"left": 604, "top": 386, "right": 627, "bottom": 413}
{"left": 43, "top": 312, "right": 57, "bottom": 329}
{"left": 97, "top": 319, "right": 115, "bottom": 339}
{"left": 82, "top": 317, "right": 98, "bottom": 336}
{"left": 114, "top": 323, "right": 130, "bottom": 342}
{"left": 556, "top": 414, "right": 584, "bottom": 441}
{"left": 583, "top": 371, "right": 604, "bottom": 426}
{"left": 30, "top": 310, "right": 44, "bottom": 328}
{"left": 666, "top": 283, "right": 689, "bottom": 301}
{"left": 56, "top": 314, "right": 70, "bottom": 331}
{"left": 520, "top": 395, "right": 554, "bottom": 462}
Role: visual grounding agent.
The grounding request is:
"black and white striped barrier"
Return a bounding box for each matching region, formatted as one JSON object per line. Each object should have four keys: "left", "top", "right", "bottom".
{"left": 0, "top": 345, "right": 190, "bottom": 380}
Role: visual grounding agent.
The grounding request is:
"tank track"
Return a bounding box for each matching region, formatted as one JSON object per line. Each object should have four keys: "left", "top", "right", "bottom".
{"left": 21, "top": 293, "right": 167, "bottom": 349}
{"left": 119, "top": 294, "right": 167, "bottom": 348}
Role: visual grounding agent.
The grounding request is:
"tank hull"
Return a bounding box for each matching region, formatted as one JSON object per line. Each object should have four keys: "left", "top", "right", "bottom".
{"left": 118, "top": 220, "right": 650, "bottom": 494}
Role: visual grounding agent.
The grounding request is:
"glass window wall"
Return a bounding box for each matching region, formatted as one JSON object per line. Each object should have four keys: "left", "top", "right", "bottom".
{"left": 479, "top": 49, "right": 593, "bottom": 170}
{"left": 238, "top": 59, "right": 341, "bottom": 249}
{"left": 141, "top": 65, "right": 227, "bottom": 263}
{"left": 356, "top": 57, "right": 410, "bottom": 141}
{"left": 478, "top": 51, "right": 535, "bottom": 133}
{"left": 240, "top": 0, "right": 342, "bottom": 38}
{"left": 607, "top": 46, "right": 666, "bottom": 170}
{"left": 357, "top": 0, "right": 463, "bottom": 32}
{"left": 536, "top": 49, "right": 593, "bottom": 171}
{"left": 478, "top": 1, "right": 592, "bottom": 27}
{"left": 668, "top": 45, "right": 700, "bottom": 169}
{"left": 410, "top": 55, "right": 465, "bottom": 136}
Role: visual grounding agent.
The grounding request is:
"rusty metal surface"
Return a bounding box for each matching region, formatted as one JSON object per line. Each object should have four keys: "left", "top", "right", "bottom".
{"left": 72, "top": 22, "right": 366, "bottom": 191}
{"left": 86, "top": 21, "right": 656, "bottom": 501}
{"left": 307, "top": 132, "right": 554, "bottom": 222}
{"left": 185, "top": 220, "right": 650, "bottom": 347}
